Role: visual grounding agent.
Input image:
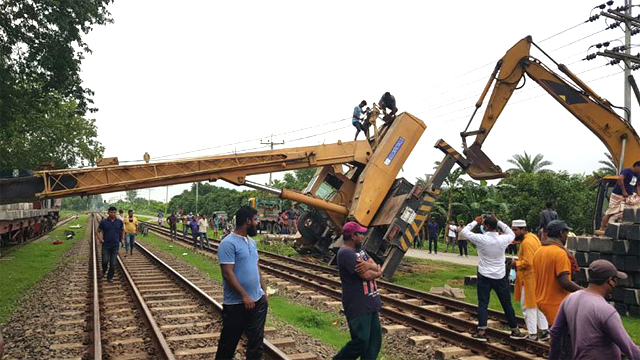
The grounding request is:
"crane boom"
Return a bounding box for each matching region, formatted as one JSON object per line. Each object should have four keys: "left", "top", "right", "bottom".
{"left": 461, "top": 36, "right": 640, "bottom": 179}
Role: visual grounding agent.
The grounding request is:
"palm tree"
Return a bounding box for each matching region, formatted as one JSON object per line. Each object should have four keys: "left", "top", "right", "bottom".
{"left": 507, "top": 151, "right": 552, "bottom": 174}
{"left": 597, "top": 153, "right": 617, "bottom": 175}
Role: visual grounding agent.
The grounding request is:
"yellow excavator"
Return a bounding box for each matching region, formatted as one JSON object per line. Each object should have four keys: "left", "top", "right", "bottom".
{"left": 459, "top": 35, "right": 640, "bottom": 231}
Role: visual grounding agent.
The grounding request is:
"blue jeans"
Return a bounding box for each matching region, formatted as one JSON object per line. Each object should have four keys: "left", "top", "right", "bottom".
{"left": 477, "top": 272, "right": 518, "bottom": 329}
{"left": 183, "top": 225, "right": 189, "bottom": 239}
{"left": 125, "top": 233, "right": 136, "bottom": 252}
{"left": 102, "top": 245, "right": 118, "bottom": 281}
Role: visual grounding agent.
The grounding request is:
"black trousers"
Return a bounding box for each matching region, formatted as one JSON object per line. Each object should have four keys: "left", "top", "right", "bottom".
{"left": 458, "top": 240, "right": 468, "bottom": 256}
{"left": 477, "top": 273, "right": 518, "bottom": 329}
{"left": 215, "top": 296, "right": 268, "bottom": 360}
{"left": 428, "top": 234, "right": 438, "bottom": 253}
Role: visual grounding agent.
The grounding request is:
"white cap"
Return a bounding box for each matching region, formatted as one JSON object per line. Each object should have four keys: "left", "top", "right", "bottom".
{"left": 511, "top": 219, "right": 527, "bottom": 227}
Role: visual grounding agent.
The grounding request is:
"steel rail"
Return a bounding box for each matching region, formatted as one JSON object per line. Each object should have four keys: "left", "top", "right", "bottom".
{"left": 143, "top": 221, "right": 526, "bottom": 328}
{"left": 143, "top": 223, "right": 545, "bottom": 358}
{"left": 259, "top": 263, "right": 535, "bottom": 360}
{"left": 133, "top": 241, "right": 291, "bottom": 360}
{"left": 116, "top": 251, "right": 175, "bottom": 359}
{"left": 90, "top": 214, "right": 102, "bottom": 359}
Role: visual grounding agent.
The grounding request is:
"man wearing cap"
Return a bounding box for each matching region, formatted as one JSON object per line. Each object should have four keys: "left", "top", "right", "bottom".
{"left": 511, "top": 220, "right": 549, "bottom": 341}
{"left": 334, "top": 221, "right": 383, "bottom": 360}
{"left": 461, "top": 215, "right": 527, "bottom": 341}
{"left": 532, "top": 220, "right": 582, "bottom": 325}
{"left": 549, "top": 260, "right": 640, "bottom": 359}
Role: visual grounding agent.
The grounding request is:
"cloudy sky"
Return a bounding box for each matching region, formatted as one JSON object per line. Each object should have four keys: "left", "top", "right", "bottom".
{"left": 80, "top": 0, "right": 639, "bottom": 202}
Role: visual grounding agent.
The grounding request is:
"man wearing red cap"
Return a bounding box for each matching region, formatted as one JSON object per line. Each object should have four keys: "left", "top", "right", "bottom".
{"left": 334, "top": 221, "right": 382, "bottom": 360}
{"left": 549, "top": 260, "right": 640, "bottom": 359}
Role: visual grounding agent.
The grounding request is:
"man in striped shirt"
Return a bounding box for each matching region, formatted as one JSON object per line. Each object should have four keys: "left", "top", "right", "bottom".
{"left": 334, "top": 221, "right": 382, "bottom": 360}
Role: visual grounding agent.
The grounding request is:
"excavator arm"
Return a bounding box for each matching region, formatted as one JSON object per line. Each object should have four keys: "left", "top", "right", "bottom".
{"left": 461, "top": 36, "right": 640, "bottom": 179}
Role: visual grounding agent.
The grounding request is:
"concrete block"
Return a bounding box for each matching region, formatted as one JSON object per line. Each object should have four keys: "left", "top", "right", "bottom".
{"left": 627, "top": 224, "right": 640, "bottom": 241}
{"left": 625, "top": 256, "right": 640, "bottom": 272}
{"left": 614, "top": 302, "right": 629, "bottom": 316}
{"left": 629, "top": 305, "right": 640, "bottom": 317}
{"left": 633, "top": 273, "right": 640, "bottom": 288}
{"left": 618, "top": 275, "right": 635, "bottom": 288}
{"left": 324, "top": 301, "right": 342, "bottom": 308}
{"left": 421, "top": 305, "right": 446, "bottom": 312}
{"left": 612, "top": 287, "right": 626, "bottom": 302}
{"left": 591, "top": 237, "right": 614, "bottom": 253}
{"left": 448, "top": 311, "right": 472, "bottom": 320}
{"left": 623, "top": 288, "right": 640, "bottom": 306}
{"left": 577, "top": 237, "right": 592, "bottom": 252}
{"left": 601, "top": 253, "right": 614, "bottom": 263}
{"left": 613, "top": 240, "right": 631, "bottom": 255}
{"left": 451, "top": 288, "right": 466, "bottom": 299}
{"left": 588, "top": 252, "right": 601, "bottom": 264}
{"left": 605, "top": 223, "right": 621, "bottom": 239}
{"left": 575, "top": 252, "right": 589, "bottom": 267}
{"left": 409, "top": 335, "right": 436, "bottom": 346}
{"left": 574, "top": 268, "right": 589, "bottom": 283}
{"left": 429, "top": 287, "right": 446, "bottom": 295}
{"left": 612, "top": 255, "right": 626, "bottom": 270}
{"left": 622, "top": 208, "right": 636, "bottom": 222}
{"left": 382, "top": 324, "right": 409, "bottom": 333}
{"left": 435, "top": 346, "right": 472, "bottom": 360}
{"left": 567, "top": 236, "right": 578, "bottom": 251}
{"left": 487, "top": 319, "right": 503, "bottom": 329}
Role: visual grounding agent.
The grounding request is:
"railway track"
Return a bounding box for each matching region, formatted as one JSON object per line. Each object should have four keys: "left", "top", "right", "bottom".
{"left": 144, "top": 221, "right": 549, "bottom": 360}
{"left": 89, "top": 215, "right": 306, "bottom": 360}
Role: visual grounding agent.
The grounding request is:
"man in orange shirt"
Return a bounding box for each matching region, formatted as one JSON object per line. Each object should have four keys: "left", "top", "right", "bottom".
{"left": 533, "top": 220, "right": 582, "bottom": 325}
{"left": 512, "top": 220, "right": 548, "bottom": 341}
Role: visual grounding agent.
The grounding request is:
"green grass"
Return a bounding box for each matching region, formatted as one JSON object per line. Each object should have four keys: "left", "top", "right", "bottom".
{"left": 412, "top": 238, "right": 479, "bottom": 256}
{"left": 0, "top": 214, "right": 88, "bottom": 324}
{"left": 256, "top": 241, "right": 299, "bottom": 257}
{"left": 59, "top": 210, "right": 78, "bottom": 219}
{"left": 267, "top": 295, "right": 348, "bottom": 348}
{"left": 392, "top": 257, "right": 640, "bottom": 342}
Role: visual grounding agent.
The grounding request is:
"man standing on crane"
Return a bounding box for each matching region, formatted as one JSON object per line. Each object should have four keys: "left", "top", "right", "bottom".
{"left": 352, "top": 100, "right": 369, "bottom": 141}
{"left": 378, "top": 92, "right": 397, "bottom": 122}
{"left": 597, "top": 161, "right": 640, "bottom": 234}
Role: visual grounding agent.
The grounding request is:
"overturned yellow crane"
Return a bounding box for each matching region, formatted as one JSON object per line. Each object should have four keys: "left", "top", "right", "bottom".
{"left": 3, "top": 112, "right": 469, "bottom": 278}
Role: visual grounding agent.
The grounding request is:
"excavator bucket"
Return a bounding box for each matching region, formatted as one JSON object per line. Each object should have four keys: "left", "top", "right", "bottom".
{"left": 463, "top": 142, "right": 508, "bottom": 180}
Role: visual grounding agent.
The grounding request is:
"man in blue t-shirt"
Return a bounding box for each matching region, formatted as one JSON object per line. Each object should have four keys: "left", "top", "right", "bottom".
{"left": 215, "top": 206, "right": 267, "bottom": 360}
{"left": 352, "top": 100, "right": 370, "bottom": 141}
{"left": 97, "top": 206, "right": 124, "bottom": 283}
{"left": 334, "top": 221, "right": 383, "bottom": 360}
{"left": 598, "top": 161, "right": 640, "bottom": 233}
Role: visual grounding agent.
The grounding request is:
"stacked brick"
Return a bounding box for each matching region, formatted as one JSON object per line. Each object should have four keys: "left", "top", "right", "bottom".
{"left": 567, "top": 208, "right": 640, "bottom": 317}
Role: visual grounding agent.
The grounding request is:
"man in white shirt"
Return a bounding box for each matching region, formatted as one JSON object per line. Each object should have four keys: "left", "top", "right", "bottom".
{"left": 446, "top": 221, "right": 457, "bottom": 253}
{"left": 461, "top": 215, "right": 527, "bottom": 341}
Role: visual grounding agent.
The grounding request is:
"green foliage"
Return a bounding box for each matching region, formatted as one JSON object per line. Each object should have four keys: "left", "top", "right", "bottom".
{"left": 424, "top": 166, "right": 596, "bottom": 234}
{"left": 61, "top": 195, "right": 105, "bottom": 211}
{"left": 168, "top": 169, "right": 316, "bottom": 216}
{"left": 499, "top": 171, "right": 595, "bottom": 233}
{"left": 507, "top": 151, "right": 552, "bottom": 174}
{"left": 0, "top": 0, "right": 113, "bottom": 169}
{"left": 109, "top": 197, "right": 166, "bottom": 217}
{"left": 125, "top": 190, "right": 139, "bottom": 203}
{"left": 271, "top": 168, "right": 317, "bottom": 191}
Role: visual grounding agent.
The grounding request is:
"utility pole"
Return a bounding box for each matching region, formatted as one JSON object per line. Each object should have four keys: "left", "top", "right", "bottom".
{"left": 625, "top": 0, "right": 633, "bottom": 127}
{"left": 165, "top": 186, "right": 169, "bottom": 214}
{"left": 261, "top": 134, "right": 285, "bottom": 184}
{"left": 195, "top": 182, "right": 199, "bottom": 215}
{"left": 148, "top": 189, "right": 151, "bottom": 207}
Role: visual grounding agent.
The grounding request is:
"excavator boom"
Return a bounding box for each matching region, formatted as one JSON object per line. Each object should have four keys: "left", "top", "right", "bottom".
{"left": 461, "top": 36, "right": 640, "bottom": 179}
